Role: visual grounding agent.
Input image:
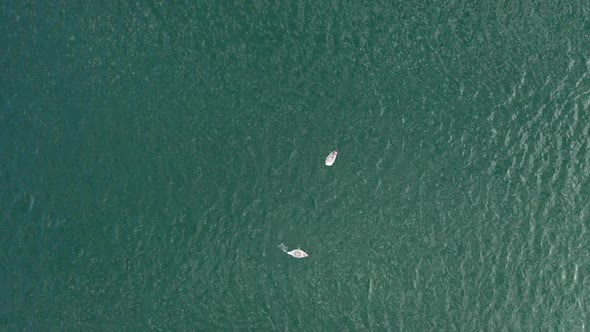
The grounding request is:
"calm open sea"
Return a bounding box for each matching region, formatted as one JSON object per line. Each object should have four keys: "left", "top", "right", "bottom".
{"left": 2, "top": 0, "right": 589, "bottom": 330}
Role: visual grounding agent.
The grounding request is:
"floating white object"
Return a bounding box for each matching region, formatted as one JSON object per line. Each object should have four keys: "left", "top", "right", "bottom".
{"left": 279, "top": 243, "right": 309, "bottom": 258}
{"left": 287, "top": 249, "right": 309, "bottom": 258}
{"left": 325, "top": 149, "right": 339, "bottom": 166}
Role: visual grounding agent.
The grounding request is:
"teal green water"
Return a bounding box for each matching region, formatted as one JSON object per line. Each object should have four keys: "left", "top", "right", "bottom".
{"left": 2, "top": 1, "right": 589, "bottom": 330}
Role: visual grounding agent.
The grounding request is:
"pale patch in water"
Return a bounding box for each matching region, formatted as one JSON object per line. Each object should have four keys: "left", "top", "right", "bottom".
{"left": 279, "top": 243, "right": 309, "bottom": 258}
{"left": 325, "top": 149, "right": 338, "bottom": 166}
